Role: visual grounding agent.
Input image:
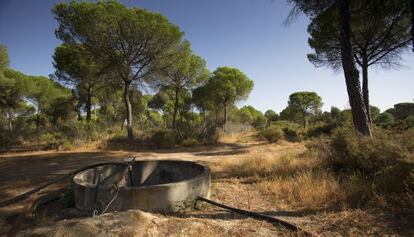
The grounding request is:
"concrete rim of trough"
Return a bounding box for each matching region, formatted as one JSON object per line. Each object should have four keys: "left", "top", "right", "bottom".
{"left": 73, "top": 159, "right": 211, "bottom": 189}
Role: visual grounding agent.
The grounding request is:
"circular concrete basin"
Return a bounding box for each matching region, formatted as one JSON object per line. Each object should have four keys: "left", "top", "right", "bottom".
{"left": 73, "top": 160, "right": 210, "bottom": 213}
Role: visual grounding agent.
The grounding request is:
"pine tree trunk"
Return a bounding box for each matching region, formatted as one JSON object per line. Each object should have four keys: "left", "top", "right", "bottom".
{"left": 362, "top": 59, "right": 371, "bottom": 123}
{"left": 86, "top": 87, "right": 92, "bottom": 122}
{"left": 302, "top": 111, "right": 306, "bottom": 129}
{"left": 76, "top": 102, "right": 83, "bottom": 121}
{"left": 338, "top": 0, "right": 371, "bottom": 136}
{"left": 214, "top": 110, "right": 218, "bottom": 128}
{"left": 36, "top": 112, "right": 40, "bottom": 145}
{"left": 123, "top": 81, "right": 134, "bottom": 140}
{"left": 223, "top": 104, "right": 228, "bottom": 130}
{"left": 7, "top": 108, "right": 13, "bottom": 132}
{"left": 173, "top": 87, "right": 179, "bottom": 130}
{"left": 163, "top": 113, "right": 167, "bottom": 128}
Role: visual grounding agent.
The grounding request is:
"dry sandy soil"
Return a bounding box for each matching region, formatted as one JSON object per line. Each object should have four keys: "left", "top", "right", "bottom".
{"left": 0, "top": 134, "right": 412, "bottom": 236}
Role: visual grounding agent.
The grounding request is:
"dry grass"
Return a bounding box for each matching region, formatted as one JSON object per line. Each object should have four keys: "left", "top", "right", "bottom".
{"left": 210, "top": 141, "right": 346, "bottom": 211}
{"left": 257, "top": 171, "right": 345, "bottom": 210}
{"left": 218, "top": 130, "right": 260, "bottom": 144}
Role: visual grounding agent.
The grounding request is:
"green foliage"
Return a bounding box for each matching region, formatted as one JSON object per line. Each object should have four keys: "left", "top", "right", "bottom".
{"left": 192, "top": 83, "right": 215, "bottom": 113}
{"left": 41, "top": 131, "right": 67, "bottom": 144}
{"left": 0, "top": 69, "right": 29, "bottom": 110}
{"left": 386, "top": 103, "right": 414, "bottom": 120}
{"left": 391, "top": 115, "right": 414, "bottom": 130}
{"left": 252, "top": 115, "right": 267, "bottom": 129}
{"left": 279, "top": 106, "right": 301, "bottom": 123}
{"left": 260, "top": 125, "right": 284, "bottom": 143}
{"left": 330, "top": 106, "right": 341, "bottom": 120}
{"left": 320, "top": 126, "right": 414, "bottom": 201}
{"left": 338, "top": 109, "right": 352, "bottom": 124}
{"left": 306, "top": 122, "right": 339, "bottom": 138}
{"left": 375, "top": 112, "right": 395, "bottom": 124}
{"left": 180, "top": 138, "right": 198, "bottom": 147}
{"left": 264, "top": 109, "right": 279, "bottom": 123}
{"left": 210, "top": 67, "right": 254, "bottom": 105}
{"left": 282, "top": 127, "right": 301, "bottom": 142}
{"left": 235, "top": 105, "right": 267, "bottom": 129}
{"left": 287, "top": 91, "right": 323, "bottom": 128}
{"left": 151, "top": 129, "right": 176, "bottom": 149}
{"left": 0, "top": 44, "right": 9, "bottom": 73}
{"left": 271, "top": 120, "right": 303, "bottom": 142}
{"left": 53, "top": 0, "right": 184, "bottom": 139}
{"left": 155, "top": 41, "right": 209, "bottom": 91}
{"left": 369, "top": 105, "right": 381, "bottom": 122}
{"left": 207, "top": 67, "right": 254, "bottom": 126}
{"left": 307, "top": 0, "right": 411, "bottom": 72}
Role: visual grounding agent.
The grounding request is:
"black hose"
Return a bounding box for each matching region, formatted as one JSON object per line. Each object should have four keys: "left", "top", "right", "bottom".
{"left": 197, "top": 196, "right": 315, "bottom": 237}
{"left": 0, "top": 161, "right": 130, "bottom": 209}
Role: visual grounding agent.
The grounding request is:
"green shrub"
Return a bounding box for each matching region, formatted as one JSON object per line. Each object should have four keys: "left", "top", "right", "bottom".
{"left": 41, "top": 131, "right": 67, "bottom": 144}
{"left": 268, "top": 120, "right": 302, "bottom": 142}
{"left": 307, "top": 122, "right": 339, "bottom": 138}
{"left": 260, "top": 125, "right": 283, "bottom": 143}
{"left": 374, "top": 112, "right": 394, "bottom": 125}
{"left": 180, "top": 138, "right": 199, "bottom": 147}
{"left": 403, "top": 115, "right": 414, "bottom": 129}
{"left": 74, "top": 120, "right": 101, "bottom": 141}
{"left": 283, "top": 127, "right": 301, "bottom": 142}
{"left": 322, "top": 126, "right": 414, "bottom": 200}
{"left": 252, "top": 116, "right": 267, "bottom": 130}
{"left": 151, "top": 129, "right": 176, "bottom": 149}
{"left": 0, "top": 129, "right": 13, "bottom": 149}
{"left": 270, "top": 120, "right": 300, "bottom": 129}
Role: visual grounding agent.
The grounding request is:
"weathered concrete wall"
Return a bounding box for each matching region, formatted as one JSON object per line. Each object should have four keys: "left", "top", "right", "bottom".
{"left": 73, "top": 160, "right": 210, "bottom": 213}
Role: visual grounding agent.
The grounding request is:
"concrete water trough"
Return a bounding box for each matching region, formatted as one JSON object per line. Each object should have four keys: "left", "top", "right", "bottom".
{"left": 72, "top": 160, "right": 210, "bottom": 213}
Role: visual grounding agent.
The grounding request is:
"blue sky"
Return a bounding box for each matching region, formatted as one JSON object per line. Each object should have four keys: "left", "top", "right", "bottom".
{"left": 0, "top": 0, "right": 413, "bottom": 113}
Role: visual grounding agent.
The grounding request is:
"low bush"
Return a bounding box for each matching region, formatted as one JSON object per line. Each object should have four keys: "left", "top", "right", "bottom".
{"left": 282, "top": 127, "right": 301, "bottom": 142}
{"left": 151, "top": 129, "right": 176, "bottom": 149}
{"left": 306, "top": 122, "right": 339, "bottom": 138}
{"left": 251, "top": 116, "right": 267, "bottom": 130}
{"left": 318, "top": 126, "right": 414, "bottom": 208}
{"left": 260, "top": 125, "right": 283, "bottom": 143}
{"left": 180, "top": 138, "right": 199, "bottom": 147}
{"left": 0, "top": 129, "right": 13, "bottom": 149}
{"left": 262, "top": 120, "right": 303, "bottom": 142}
{"left": 41, "top": 131, "right": 67, "bottom": 144}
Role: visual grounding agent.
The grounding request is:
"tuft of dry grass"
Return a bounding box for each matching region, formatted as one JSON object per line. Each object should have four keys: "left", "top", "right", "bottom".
{"left": 257, "top": 171, "right": 345, "bottom": 210}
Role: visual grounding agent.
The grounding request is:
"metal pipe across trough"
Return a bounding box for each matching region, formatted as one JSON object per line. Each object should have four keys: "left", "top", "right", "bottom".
{"left": 73, "top": 160, "right": 211, "bottom": 213}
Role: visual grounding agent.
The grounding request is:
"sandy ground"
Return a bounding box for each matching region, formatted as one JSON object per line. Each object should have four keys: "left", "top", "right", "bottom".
{"left": 0, "top": 138, "right": 412, "bottom": 237}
